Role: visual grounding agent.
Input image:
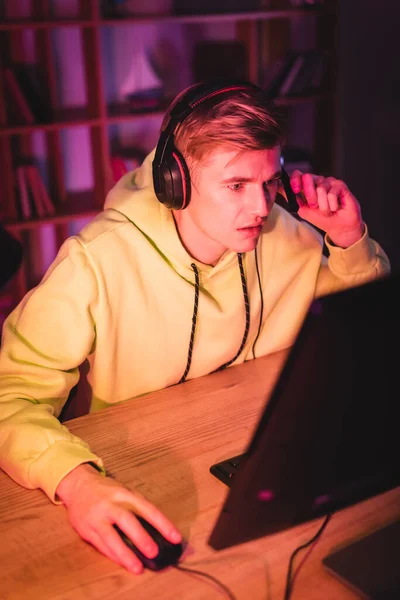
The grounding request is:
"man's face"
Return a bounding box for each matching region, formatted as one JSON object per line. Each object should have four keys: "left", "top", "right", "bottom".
{"left": 173, "top": 145, "right": 282, "bottom": 265}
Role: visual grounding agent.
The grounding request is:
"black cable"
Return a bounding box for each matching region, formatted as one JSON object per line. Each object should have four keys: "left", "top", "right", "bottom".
{"left": 251, "top": 245, "right": 264, "bottom": 359}
{"left": 283, "top": 513, "right": 333, "bottom": 600}
{"left": 174, "top": 564, "right": 237, "bottom": 600}
{"left": 174, "top": 514, "right": 332, "bottom": 600}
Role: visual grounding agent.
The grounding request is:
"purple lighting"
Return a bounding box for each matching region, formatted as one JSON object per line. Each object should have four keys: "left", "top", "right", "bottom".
{"left": 258, "top": 489, "right": 275, "bottom": 502}
{"left": 314, "top": 494, "right": 330, "bottom": 507}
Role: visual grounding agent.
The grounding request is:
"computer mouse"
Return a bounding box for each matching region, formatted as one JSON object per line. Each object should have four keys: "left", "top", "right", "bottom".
{"left": 113, "top": 515, "right": 184, "bottom": 571}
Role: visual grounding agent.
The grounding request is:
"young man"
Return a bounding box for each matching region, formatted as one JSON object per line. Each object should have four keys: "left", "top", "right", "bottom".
{"left": 0, "top": 80, "right": 390, "bottom": 574}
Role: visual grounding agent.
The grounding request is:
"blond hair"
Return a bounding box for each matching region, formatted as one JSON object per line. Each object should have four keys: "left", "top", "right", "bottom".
{"left": 164, "top": 88, "right": 284, "bottom": 173}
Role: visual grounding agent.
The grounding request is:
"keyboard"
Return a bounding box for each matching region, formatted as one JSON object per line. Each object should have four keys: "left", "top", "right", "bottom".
{"left": 209, "top": 453, "right": 246, "bottom": 487}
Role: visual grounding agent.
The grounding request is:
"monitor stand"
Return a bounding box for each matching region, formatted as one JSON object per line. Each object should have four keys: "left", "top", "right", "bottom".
{"left": 322, "top": 520, "right": 400, "bottom": 600}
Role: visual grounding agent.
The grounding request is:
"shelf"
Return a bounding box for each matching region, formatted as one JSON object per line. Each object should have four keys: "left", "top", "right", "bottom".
{"left": 107, "top": 101, "right": 170, "bottom": 123}
{"left": 1, "top": 90, "right": 334, "bottom": 135}
{"left": 0, "top": 0, "right": 338, "bottom": 310}
{"left": 3, "top": 191, "right": 100, "bottom": 232}
{"left": 106, "top": 93, "right": 330, "bottom": 123}
{"left": 0, "top": 109, "right": 101, "bottom": 136}
{"left": 0, "top": 93, "right": 332, "bottom": 135}
{"left": 101, "top": 8, "right": 318, "bottom": 26}
{"left": 0, "top": 7, "right": 319, "bottom": 31}
{"left": 0, "top": 19, "right": 95, "bottom": 31}
{"left": 275, "top": 92, "right": 331, "bottom": 106}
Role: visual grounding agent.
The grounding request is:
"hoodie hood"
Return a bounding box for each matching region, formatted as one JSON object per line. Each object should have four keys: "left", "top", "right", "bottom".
{"left": 103, "top": 149, "right": 241, "bottom": 275}
{"left": 104, "top": 150, "right": 253, "bottom": 378}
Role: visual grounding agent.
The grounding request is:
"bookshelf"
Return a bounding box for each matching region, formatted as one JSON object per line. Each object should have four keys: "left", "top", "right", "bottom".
{"left": 0, "top": 0, "right": 338, "bottom": 321}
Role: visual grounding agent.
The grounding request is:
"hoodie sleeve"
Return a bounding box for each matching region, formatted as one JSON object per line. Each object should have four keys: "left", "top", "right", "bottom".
{"left": 315, "top": 225, "right": 391, "bottom": 297}
{"left": 0, "top": 237, "right": 105, "bottom": 504}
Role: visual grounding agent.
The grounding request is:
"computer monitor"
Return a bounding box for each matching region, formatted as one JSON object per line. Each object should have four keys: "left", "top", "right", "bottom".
{"left": 208, "top": 272, "right": 400, "bottom": 554}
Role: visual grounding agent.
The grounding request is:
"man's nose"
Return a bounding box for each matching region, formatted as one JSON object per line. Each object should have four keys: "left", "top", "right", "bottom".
{"left": 250, "top": 186, "right": 270, "bottom": 219}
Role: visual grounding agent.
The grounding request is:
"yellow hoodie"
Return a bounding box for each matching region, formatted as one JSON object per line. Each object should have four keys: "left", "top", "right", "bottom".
{"left": 0, "top": 151, "right": 390, "bottom": 503}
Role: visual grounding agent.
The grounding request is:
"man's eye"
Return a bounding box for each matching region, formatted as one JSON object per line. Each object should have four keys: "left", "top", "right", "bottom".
{"left": 228, "top": 183, "right": 243, "bottom": 192}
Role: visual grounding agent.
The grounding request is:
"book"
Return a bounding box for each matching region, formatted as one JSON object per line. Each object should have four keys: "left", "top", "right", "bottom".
{"left": 264, "top": 52, "right": 299, "bottom": 99}
{"left": 287, "top": 50, "right": 329, "bottom": 96}
{"left": 24, "top": 166, "right": 51, "bottom": 218}
{"left": 12, "top": 64, "right": 51, "bottom": 123}
{"left": 278, "top": 54, "right": 306, "bottom": 97}
{"left": 263, "top": 56, "right": 286, "bottom": 93}
{"left": 4, "top": 68, "right": 35, "bottom": 124}
{"left": 308, "top": 51, "right": 329, "bottom": 92}
{"left": 284, "top": 50, "right": 316, "bottom": 96}
{"left": 27, "top": 166, "right": 55, "bottom": 216}
{"left": 16, "top": 167, "right": 32, "bottom": 219}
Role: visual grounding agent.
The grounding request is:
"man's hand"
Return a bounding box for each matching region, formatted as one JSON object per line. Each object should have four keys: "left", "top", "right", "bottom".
{"left": 290, "top": 170, "right": 365, "bottom": 248}
{"left": 56, "top": 464, "right": 182, "bottom": 574}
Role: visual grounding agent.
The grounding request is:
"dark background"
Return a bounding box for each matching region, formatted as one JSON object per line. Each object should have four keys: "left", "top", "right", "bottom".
{"left": 337, "top": 0, "right": 400, "bottom": 273}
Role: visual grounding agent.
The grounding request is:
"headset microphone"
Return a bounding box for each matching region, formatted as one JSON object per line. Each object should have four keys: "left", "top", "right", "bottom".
{"left": 152, "top": 78, "right": 299, "bottom": 214}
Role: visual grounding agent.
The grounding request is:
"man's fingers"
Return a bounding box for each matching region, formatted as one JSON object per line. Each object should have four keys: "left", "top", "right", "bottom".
{"left": 290, "top": 171, "right": 322, "bottom": 208}
{"left": 88, "top": 527, "right": 144, "bottom": 574}
{"left": 327, "top": 191, "right": 339, "bottom": 212}
{"left": 122, "top": 492, "right": 182, "bottom": 545}
{"left": 316, "top": 186, "right": 331, "bottom": 216}
{"left": 321, "top": 181, "right": 348, "bottom": 213}
{"left": 114, "top": 509, "right": 159, "bottom": 558}
{"left": 291, "top": 173, "right": 349, "bottom": 213}
{"left": 302, "top": 173, "right": 318, "bottom": 207}
{"left": 97, "top": 481, "right": 181, "bottom": 544}
{"left": 63, "top": 473, "right": 182, "bottom": 574}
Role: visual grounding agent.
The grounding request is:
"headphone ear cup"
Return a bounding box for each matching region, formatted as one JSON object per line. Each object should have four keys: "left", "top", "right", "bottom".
{"left": 169, "top": 148, "right": 191, "bottom": 210}
{"left": 153, "top": 137, "right": 191, "bottom": 210}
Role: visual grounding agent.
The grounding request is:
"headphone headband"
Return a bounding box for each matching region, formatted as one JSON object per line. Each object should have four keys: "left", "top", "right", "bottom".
{"left": 162, "top": 82, "right": 261, "bottom": 135}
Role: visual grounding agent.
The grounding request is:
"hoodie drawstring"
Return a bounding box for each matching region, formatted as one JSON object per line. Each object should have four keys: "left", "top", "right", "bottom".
{"left": 214, "top": 253, "right": 250, "bottom": 372}
{"left": 178, "top": 262, "right": 200, "bottom": 384}
{"left": 179, "top": 252, "right": 256, "bottom": 384}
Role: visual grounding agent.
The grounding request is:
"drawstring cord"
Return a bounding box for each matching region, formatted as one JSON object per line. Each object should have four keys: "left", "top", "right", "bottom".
{"left": 178, "top": 262, "right": 200, "bottom": 384}
{"left": 214, "top": 253, "right": 250, "bottom": 372}
{"left": 251, "top": 246, "right": 264, "bottom": 359}
{"left": 179, "top": 252, "right": 257, "bottom": 384}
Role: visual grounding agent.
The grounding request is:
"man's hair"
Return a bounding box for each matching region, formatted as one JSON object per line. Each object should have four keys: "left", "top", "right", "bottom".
{"left": 164, "top": 88, "right": 285, "bottom": 174}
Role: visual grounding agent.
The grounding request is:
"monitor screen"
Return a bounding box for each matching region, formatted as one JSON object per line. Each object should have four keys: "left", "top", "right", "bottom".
{"left": 208, "top": 272, "right": 400, "bottom": 551}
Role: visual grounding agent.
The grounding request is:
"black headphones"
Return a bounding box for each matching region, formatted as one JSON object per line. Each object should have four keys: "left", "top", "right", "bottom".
{"left": 152, "top": 78, "right": 265, "bottom": 211}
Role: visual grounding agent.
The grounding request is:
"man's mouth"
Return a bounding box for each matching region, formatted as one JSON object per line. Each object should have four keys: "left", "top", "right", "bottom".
{"left": 237, "top": 223, "right": 264, "bottom": 237}
{"left": 238, "top": 219, "right": 266, "bottom": 231}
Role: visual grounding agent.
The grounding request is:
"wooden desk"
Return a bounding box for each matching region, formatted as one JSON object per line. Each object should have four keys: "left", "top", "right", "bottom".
{"left": 0, "top": 350, "right": 399, "bottom": 600}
